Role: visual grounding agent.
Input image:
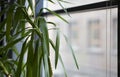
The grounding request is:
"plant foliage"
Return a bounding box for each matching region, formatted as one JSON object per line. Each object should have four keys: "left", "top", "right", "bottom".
{"left": 0, "top": 0, "right": 79, "bottom": 77}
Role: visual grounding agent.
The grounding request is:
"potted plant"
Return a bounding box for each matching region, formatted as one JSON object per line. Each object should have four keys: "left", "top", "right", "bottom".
{"left": 0, "top": 0, "right": 79, "bottom": 77}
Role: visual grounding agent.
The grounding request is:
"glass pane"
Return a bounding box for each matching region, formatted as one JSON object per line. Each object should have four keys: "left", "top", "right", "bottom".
{"left": 44, "top": 0, "right": 107, "bottom": 11}
{"left": 47, "top": 8, "right": 117, "bottom": 77}
{"left": 110, "top": 8, "right": 117, "bottom": 77}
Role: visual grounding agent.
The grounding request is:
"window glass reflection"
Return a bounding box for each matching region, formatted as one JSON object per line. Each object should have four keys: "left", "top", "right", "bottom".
{"left": 47, "top": 8, "right": 117, "bottom": 77}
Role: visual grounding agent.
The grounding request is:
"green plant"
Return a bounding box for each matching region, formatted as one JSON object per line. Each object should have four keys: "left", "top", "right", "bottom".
{"left": 0, "top": 0, "right": 79, "bottom": 77}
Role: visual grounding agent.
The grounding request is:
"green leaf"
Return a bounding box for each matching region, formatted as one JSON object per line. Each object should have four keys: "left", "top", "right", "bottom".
{"left": 32, "top": 39, "right": 41, "bottom": 77}
{"left": 48, "top": 57, "right": 53, "bottom": 77}
{"left": 59, "top": 54, "right": 68, "bottom": 77}
{"left": 21, "top": 7, "right": 35, "bottom": 28}
{"left": 43, "top": 54, "right": 49, "bottom": 77}
{"left": 22, "top": 62, "right": 27, "bottom": 77}
{"left": 28, "top": 0, "right": 34, "bottom": 16}
{"left": 3, "top": 59, "right": 15, "bottom": 76}
{"left": 55, "top": 31, "right": 60, "bottom": 68}
{"left": 58, "top": 0, "right": 72, "bottom": 4}
{"left": 44, "top": 8, "right": 68, "bottom": 23}
{"left": 48, "top": 28, "right": 59, "bottom": 30}
{"left": 21, "top": 7, "right": 43, "bottom": 38}
{"left": 0, "top": 30, "right": 31, "bottom": 53}
{"left": 26, "top": 34, "right": 34, "bottom": 77}
{"left": 49, "top": 39, "right": 56, "bottom": 50}
{"left": 49, "top": 39, "right": 67, "bottom": 77}
{"left": 0, "top": 32, "right": 5, "bottom": 41}
{"left": 0, "top": 19, "right": 7, "bottom": 31}
{"left": 48, "top": 0, "right": 55, "bottom": 4}
{"left": 6, "top": 4, "right": 15, "bottom": 41}
{"left": 57, "top": 0, "right": 71, "bottom": 17}
{"left": 38, "top": 46, "right": 43, "bottom": 77}
{"left": 13, "top": 7, "right": 24, "bottom": 33}
{"left": 63, "top": 35, "right": 79, "bottom": 69}
{"left": 17, "top": 0, "right": 26, "bottom": 5}
{"left": 9, "top": 27, "right": 32, "bottom": 42}
{"left": 47, "top": 22, "right": 56, "bottom": 27}
{"left": 11, "top": 46, "right": 19, "bottom": 57}
{"left": 15, "top": 36, "right": 29, "bottom": 77}
{"left": 0, "top": 61, "right": 9, "bottom": 75}
{"left": 40, "top": 17, "right": 50, "bottom": 56}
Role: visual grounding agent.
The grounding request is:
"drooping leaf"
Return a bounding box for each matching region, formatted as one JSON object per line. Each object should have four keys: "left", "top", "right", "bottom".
{"left": 0, "top": 30, "right": 31, "bottom": 53}
{"left": 48, "top": 0, "right": 55, "bottom": 4}
{"left": 59, "top": 54, "right": 68, "bottom": 77}
{"left": 38, "top": 46, "right": 43, "bottom": 77}
{"left": 63, "top": 34, "right": 79, "bottom": 69}
{"left": 49, "top": 39, "right": 56, "bottom": 50}
{"left": 0, "top": 32, "right": 5, "bottom": 41}
{"left": 6, "top": 4, "right": 15, "bottom": 41}
{"left": 43, "top": 54, "right": 50, "bottom": 77}
{"left": 15, "top": 36, "right": 29, "bottom": 77}
{"left": 0, "top": 60, "right": 9, "bottom": 76}
{"left": 40, "top": 17, "right": 50, "bottom": 56}
{"left": 58, "top": 0, "right": 72, "bottom": 4}
{"left": 32, "top": 39, "right": 41, "bottom": 77}
{"left": 49, "top": 39, "right": 68, "bottom": 77}
{"left": 48, "top": 28, "right": 59, "bottom": 30}
{"left": 47, "top": 22, "right": 56, "bottom": 27}
{"left": 57, "top": 0, "right": 71, "bottom": 17}
{"left": 55, "top": 31, "right": 60, "bottom": 68}
{"left": 26, "top": 33, "right": 34, "bottom": 77}
{"left": 11, "top": 46, "right": 19, "bottom": 57}
{"left": 48, "top": 57, "right": 53, "bottom": 77}
{"left": 13, "top": 7, "right": 24, "bottom": 33}
{"left": 45, "top": 8, "right": 68, "bottom": 23}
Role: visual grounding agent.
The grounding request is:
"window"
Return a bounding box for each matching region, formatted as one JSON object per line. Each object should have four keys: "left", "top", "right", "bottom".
{"left": 112, "top": 17, "right": 117, "bottom": 51}
{"left": 88, "top": 19, "right": 101, "bottom": 48}
{"left": 45, "top": 0, "right": 118, "bottom": 77}
{"left": 46, "top": 0, "right": 108, "bottom": 11}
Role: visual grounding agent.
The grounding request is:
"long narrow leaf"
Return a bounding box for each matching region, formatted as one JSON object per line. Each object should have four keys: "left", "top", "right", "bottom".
{"left": 26, "top": 35, "right": 34, "bottom": 77}
{"left": 59, "top": 54, "right": 68, "bottom": 77}
{"left": 15, "top": 36, "right": 29, "bottom": 77}
{"left": 0, "top": 61, "right": 9, "bottom": 76}
{"left": 6, "top": 5, "right": 15, "bottom": 41}
{"left": 43, "top": 54, "right": 49, "bottom": 77}
{"left": 44, "top": 8, "right": 68, "bottom": 23}
{"left": 57, "top": 0, "right": 71, "bottom": 17}
{"left": 0, "top": 19, "right": 6, "bottom": 31}
{"left": 58, "top": 0, "right": 72, "bottom": 4}
{"left": 47, "top": 22, "right": 56, "bottom": 27}
{"left": 0, "top": 31, "right": 31, "bottom": 52}
{"left": 63, "top": 35, "right": 79, "bottom": 69}
{"left": 48, "top": 57, "right": 53, "bottom": 77}
{"left": 40, "top": 17, "right": 50, "bottom": 56}
{"left": 48, "top": 0, "right": 55, "bottom": 4}
{"left": 49, "top": 39, "right": 68, "bottom": 77}
{"left": 55, "top": 31, "right": 60, "bottom": 68}
{"left": 28, "top": 0, "right": 34, "bottom": 16}
{"left": 32, "top": 39, "right": 40, "bottom": 77}
{"left": 49, "top": 39, "right": 56, "bottom": 50}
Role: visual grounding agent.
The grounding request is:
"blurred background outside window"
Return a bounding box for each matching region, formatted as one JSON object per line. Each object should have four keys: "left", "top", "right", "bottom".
{"left": 45, "top": 0, "right": 118, "bottom": 77}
